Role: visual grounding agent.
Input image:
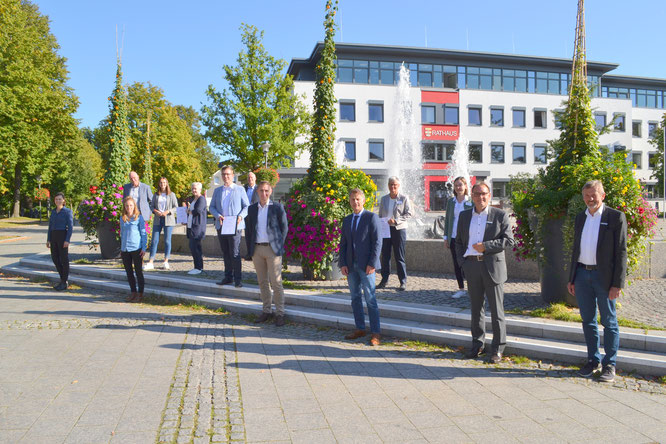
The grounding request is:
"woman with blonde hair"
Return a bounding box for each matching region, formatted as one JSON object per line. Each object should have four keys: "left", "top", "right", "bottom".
{"left": 120, "top": 196, "right": 147, "bottom": 302}
{"left": 443, "top": 176, "right": 474, "bottom": 298}
{"left": 145, "top": 177, "right": 178, "bottom": 270}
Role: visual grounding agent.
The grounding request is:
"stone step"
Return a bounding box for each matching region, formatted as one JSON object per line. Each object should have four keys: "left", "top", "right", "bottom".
{"left": 17, "top": 257, "right": 666, "bottom": 355}
{"left": 4, "top": 260, "right": 666, "bottom": 377}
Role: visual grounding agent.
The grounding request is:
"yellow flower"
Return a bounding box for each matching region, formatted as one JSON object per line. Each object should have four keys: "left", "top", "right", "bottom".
{"left": 593, "top": 171, "right": 598, "bottom": 175}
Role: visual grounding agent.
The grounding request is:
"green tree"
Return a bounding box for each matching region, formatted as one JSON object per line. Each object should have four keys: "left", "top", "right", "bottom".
{"left": 0, "top": 0, "right": 81, "bottom": 217}
{"left": 103, "top": 60, "right": 131, "bottom": 188}
{"left": 649, "top": 114, "right": 666, "bottom": 198}
{"left": 201, "top": 24, "right": 309, "bottom": 173}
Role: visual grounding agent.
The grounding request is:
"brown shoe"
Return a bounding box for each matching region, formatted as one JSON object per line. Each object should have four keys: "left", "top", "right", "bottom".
{"left": 275, "top": 315, "right": 285, "bottom": 327}
{"left": 369, "top": 334, "right": 381, "bottom": 346}
{"left": 127, "top": 292, "right": 138, "bottom": 302}
{"left": 254, "top": 313, "right": 271, "bottom": 323}
{"left": 135, "top": 292, "right": 144, "bottom": 303}
{"left": 344, "top": 329, "right": 367, "bottom": 340}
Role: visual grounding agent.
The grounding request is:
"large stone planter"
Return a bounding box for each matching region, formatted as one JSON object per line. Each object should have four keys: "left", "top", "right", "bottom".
{"left": 536, "top": 217, "right": 576, "bottom": 306}
{"left": 302, "top": 255, "right": 343, "bottom": 281}
{"left": 97, "top": 221, "right": 121, "bottom": 259}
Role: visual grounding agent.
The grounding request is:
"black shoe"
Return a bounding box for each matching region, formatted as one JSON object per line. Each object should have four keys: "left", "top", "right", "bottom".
{"left": 598, "top": 365, "right": 615, "bottom": 383}
{"left": 465, "top": 346, "right": 485, "bottom": 359}
{"left": 397, "top": 282, "right": 407, "bottom": 291}
{"left": 488, "top": 352, "right": 502, "bottom": 364}
{"left": 275, "top": 315, "right": 285, "bottom": 327}
{"left": 254, "top": 313, "right": 271, "bottom": 323}
{"left": 53, "top": 281, "right": 62, "bottom": 290}
{"left": 217, "top": 278, "right": 233, "bottom": 286}
{"left": 55, "top": 281, "right": 68, "bottom": 291}
{"left": 376, "top": 279, "right": 388, "bottom": 289}
{"left": 235, "top": 282, "right": 243, "bottom": 288}
{"left": 577, "top": 361, "right": 601, "bottom": 378}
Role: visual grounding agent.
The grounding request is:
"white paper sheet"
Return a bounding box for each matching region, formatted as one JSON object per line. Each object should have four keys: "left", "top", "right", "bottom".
{"left": 380, "top": 217, "right": 391, "bottom": 239}
{"left": 176, "top": 207, "right": 188, "bottom": 225}
{"left": 221, "top": 216, "right": 237, "bottom": 235}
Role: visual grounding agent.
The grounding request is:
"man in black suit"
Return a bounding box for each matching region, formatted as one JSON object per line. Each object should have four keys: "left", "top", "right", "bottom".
{"left": 244, "top": 172, "right": 259, "bottom": 205}
{"left": 456, "top": 182, "right": 514, "bottom": 364}
{"left": 567, "top": 180, "right": 627, "bottom": 383}
{"left": 339, "top": 188, "right": 383, "bottom": 346}
{"left": 245, "top": 181, "right": 289, "bottom": 326}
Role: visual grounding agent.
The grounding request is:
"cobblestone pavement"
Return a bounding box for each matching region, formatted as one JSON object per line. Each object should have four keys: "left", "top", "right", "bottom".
{"left": 66, "top": 242, "right": 666, "bottom": 329}
{"left": 1, "top": 275, "right": 665, "bottom": 443}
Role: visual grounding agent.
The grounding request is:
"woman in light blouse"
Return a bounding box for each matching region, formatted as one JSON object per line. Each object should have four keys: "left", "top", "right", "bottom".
{"left": 120, "top": 196, "right": 147, "bottom": 302}
{"left": 46, "top": 192, "right": 74, "bottom": 291}
{"left": 145, "top": 177, "right": 178, "bottom": 270}
{"left": 443, "top": 176, "right": 474, "bottom": 297}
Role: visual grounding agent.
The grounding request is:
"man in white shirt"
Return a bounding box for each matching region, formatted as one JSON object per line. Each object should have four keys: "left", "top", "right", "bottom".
{"left": 455, "top": 182, "right": 514, "bottom": 364}
{"left": 244, "top": 182, "right": 289, "bottom": 326}
{"left": 567, "top": 180, "right": 627, "bottom": 383}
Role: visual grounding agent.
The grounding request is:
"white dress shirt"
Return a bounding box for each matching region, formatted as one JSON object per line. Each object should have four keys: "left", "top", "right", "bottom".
{"left": 464, "top": 206, "right": 489, "bottom": 257}
{"left": 578, "top": 203, "right": 604, "bottom": 266}
{"left": 221, "top": 185, "right": 233, "bottom": 216}
{"left": 389, "top": 198, "right": 397, "bottom": 218}
{"left": 256, "top": 202, "right": 271, "bottom": 243}
{"left": 130, "top": 186, "right": 139, "bottom": 201}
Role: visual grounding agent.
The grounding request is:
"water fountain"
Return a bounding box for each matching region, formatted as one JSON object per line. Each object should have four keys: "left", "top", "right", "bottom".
{"left": 447, "top": 134, "right": 472, "bottom": 191}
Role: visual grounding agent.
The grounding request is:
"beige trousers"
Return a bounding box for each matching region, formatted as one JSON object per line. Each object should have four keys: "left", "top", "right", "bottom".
{"left": 252, "top": 244, "right": 285, "bottom": 315}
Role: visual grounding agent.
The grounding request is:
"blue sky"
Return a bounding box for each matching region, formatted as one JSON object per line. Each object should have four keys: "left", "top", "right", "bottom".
{"left": 34, "top": 0, "right": 666, "bottom": 129}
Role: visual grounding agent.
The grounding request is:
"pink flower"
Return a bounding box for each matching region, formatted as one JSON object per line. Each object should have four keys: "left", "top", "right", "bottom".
{"left": 111, "top": 211, "right": 117, "bottom": 216}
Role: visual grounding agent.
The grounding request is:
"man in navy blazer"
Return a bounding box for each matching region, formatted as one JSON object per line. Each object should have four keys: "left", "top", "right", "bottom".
{"left": 123, "top": 171, "right": 153, "bottom": 221}
{"left": 245, "top": 181, "right": 289, "bottom": 326}
{"left": 339, "top": 188, "right": 383, "bottom": 346}
{"left": 209, "top": 165, "right": 249, "bottom": 287}
{"left": 567, "top": 180, "right": 627, "bottom": 383}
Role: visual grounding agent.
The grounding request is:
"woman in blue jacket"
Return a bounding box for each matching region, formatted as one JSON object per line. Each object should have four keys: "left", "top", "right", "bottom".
{"left": 120, "top": 196, "right": 147, "bottom": 302}
{"left": 46, "top": 192, "right": 73, "bottom": 291}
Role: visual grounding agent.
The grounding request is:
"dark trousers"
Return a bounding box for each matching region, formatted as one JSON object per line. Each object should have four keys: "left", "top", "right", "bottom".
{"left": 380, "top": 227, "right": 407, "bottom": 283}
{"left": 121, "top": 249, "right": 144, "bottom": 293}
{"left": 449, "top": 238, "right": 465, "bottom": 289}
{"left": 463, "top": 260, "right": 506, "bottom": 354}
{"left": 188, "top": 236, "right": 204, "bottom": 270}
{"left": 218, "top": 230, "right": 242, "bottom": 284}
{"left": 49, "top": 230, "right": 69, "bottom": 283}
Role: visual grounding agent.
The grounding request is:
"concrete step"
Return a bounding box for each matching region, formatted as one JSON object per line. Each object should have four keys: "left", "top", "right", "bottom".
{"left": 4, "top": 259, "right": 666, "bottom": 377}
{"left": 17, "top": 257, "right": 666, "bottom": 355}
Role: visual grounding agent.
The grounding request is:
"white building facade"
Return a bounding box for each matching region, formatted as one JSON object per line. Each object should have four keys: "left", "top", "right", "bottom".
{"left": 284, "top": 43, "right": 665, "bottom": 210}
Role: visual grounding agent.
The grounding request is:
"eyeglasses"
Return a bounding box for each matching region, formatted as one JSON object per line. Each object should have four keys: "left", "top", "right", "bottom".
{"left": 472, "top": 192, "right": 489, "bottom": 197}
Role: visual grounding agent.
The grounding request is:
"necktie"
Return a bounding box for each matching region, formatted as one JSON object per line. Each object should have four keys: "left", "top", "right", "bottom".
{"left": 352, "top": 215, "right": 359, "bottom": 233}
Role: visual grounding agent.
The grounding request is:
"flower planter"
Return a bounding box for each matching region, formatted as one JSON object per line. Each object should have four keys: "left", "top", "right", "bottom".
{"left": 302, "top": 256, "right": 343, "bottom": 281}
{"left": 97, "top": 221, "right": 121, "bottom": 259}
{"left": 536, "top": 217, "right": 577, "bottom": 306}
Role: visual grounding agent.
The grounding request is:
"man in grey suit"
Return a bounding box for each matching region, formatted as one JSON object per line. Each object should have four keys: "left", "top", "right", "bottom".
{"left": 339, "top": 188, "right": 383, "bottom": 346}
{"left": 244, "top": 172, "right": 260, "bottom": 205}
{"left": 568, "top": 180, "right": 627, "bottom": 383}
{"left": 123, "top": 171, "right": 153, "bottom": 221}
{"left": 377, "top": 176, "right": 413, "bottom": 291}
{"left": 456, "top": 182, "right": 514, "bottom": 364}
{"left": 245, "top": 181, "right": 289, "bottom": 326}
{"left": 209, "top": 165, "right": 250, "bottom": 287}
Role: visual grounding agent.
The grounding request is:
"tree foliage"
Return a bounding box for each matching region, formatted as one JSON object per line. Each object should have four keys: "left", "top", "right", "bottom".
{"left": 0, "top": 0, "right": 82, "bottom": 216}
{"left": 201, "top": 23, "right": 309, "bottom": 173}
{"left": 649, "top": 114, "right": 666, "bottom": 198}
{"left": 103, "top": 61, "right": 131, "bottom": 189}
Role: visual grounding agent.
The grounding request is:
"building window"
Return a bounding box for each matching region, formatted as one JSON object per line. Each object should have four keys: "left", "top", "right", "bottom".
{"left": 631, "top": 152, "right": 642, "bottom": 169}
{"left": 444, "top": 105, "right": 459, "bottom": 125}
{"left": 340, "top": 102, "right": 355, "bottom": 121}
{"left": 649, "top": 152, "right": 658, "bottom": 169}
{"left": 491, "top": 143, "right": 505, "bottom": 163}
{"left": 344, "top": 141, "right": 356, "bottom": 161}
{"left": 632, "top": 121, "right": 642, "bottom": 137}
{"left": 444, "top": 144, "right": 455, "bottom": 161}
{"left": 594, "top": 113, "right": 606, "bottom": 131}
{"left": 336, "top": 60, "right": 353, "bottom": 83}
{"left": 380, "top": 62, "right": 394, "bottom": 85}
{"left": 490, "top": 108, "right": 504, "bottom": 127}
{"left": 469, "top": 143, "right": 482, "bottom": 163}
{"left": 369, "top": 141, "right": 384, "bottom": 161}
{"left": 422, "top": 105, "right": 435, "bottom": 124}
{"left": 468, "top": 106, "right": 482, "bottom": 126}
{"left": 492, "top": 180, "right": 510, "bottom": 199}
{"left": 614, "top": 145, "right": 626, "bottom": 153}
{"left": 368, "top": 103, "right": 384, "bottom": 122}
{"left": 534, "top": 145, "right": 547, "bottom": 164}
{"left": 534, "top": 110, "right": 547, "bottom": 128}
{"left": 353, "top": 60, "right": 368, "bottom": 84}
{"left": 613, "top": 113, "right": 625, "bottom": 132}
{"left": 422, "top": 143, "right": 454, "bottom": 162}
{"left": 648, "top": 122, "right": 658, "bottom": 138}
{"left": 512, "top": 144, "right": 526, "bottom": 164}
{"left": 553, "top": 109, "right": 564, "bottom": 129}
{"left": 512, "top": 109, "right": 525, "bottom": 128}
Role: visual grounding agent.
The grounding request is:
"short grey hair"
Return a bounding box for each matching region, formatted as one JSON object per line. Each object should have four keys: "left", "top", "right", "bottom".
{"left": 582, "top": 180, "right": 604, "bottom": 194}
{"left": 192, "top": 182, "right": 202, "bottom": 192}
{"left": 388, "top": 176, "right": 400, "bottom": 185}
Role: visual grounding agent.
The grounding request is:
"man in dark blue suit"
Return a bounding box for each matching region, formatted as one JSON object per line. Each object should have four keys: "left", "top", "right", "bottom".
{"left": 245, "top": 181, "right": 289, "bottom": 326}
{"left": 339, "top": 188, "right": 383, "bottom": 346}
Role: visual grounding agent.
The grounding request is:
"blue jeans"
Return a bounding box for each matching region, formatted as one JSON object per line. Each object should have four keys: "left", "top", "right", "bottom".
{"left": 149, "top": 217, "right": 173, "bottom": 260}
{"left": 574, "top": 267, "right": 620, "bottom": 366}
{"left": 347, "top": 265, "right": 381, "bottom": 334}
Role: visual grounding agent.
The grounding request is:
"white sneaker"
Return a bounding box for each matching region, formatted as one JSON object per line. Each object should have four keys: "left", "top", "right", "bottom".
{"left": 144, "top": 262, "right": 154, "bottom": 271}
{"left": 451, "top": 290, "right": 466, "bottom": 299}
{"left": 187, "top": 269, "right": 202, "bottom": 275}
{"left": 163, "top": 262, "right": 170, "bottom": 270}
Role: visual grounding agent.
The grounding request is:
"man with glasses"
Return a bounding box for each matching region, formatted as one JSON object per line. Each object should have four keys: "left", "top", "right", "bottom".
{"left": 455, "top": 182, "right": 514, "bottom": 364}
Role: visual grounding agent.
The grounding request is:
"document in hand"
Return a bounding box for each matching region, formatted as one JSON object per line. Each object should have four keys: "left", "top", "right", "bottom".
{"left": 379, "top": 217, "right": 391, "bottom": 239}
{"left": 221, "top": 216, "right": 237, "bottom": 235}
{"left": 176, "top": 207, "right": 188, "bottom": 225}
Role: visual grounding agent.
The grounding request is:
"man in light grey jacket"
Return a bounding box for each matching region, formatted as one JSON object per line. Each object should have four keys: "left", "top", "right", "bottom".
{"left": 377, "top": 177, "right": 413, "bottom": 291}
{"left": 123, "top": 171, "right": 153, "bottom": 221}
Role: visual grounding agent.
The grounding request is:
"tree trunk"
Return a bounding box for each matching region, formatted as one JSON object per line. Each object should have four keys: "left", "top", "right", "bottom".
{"left": 12, "top": 164, "right": 21, "bottom": 218}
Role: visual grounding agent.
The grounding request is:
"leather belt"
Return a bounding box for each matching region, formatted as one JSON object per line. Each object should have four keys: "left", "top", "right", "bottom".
{"left": 470, "top": 255, "right": 484, "bottom": 261}
{"left": 255, "top": 242, "right": 269, "bottom": 246}
{"left": 578, "top": 262, "right": 597, "bottom": 270}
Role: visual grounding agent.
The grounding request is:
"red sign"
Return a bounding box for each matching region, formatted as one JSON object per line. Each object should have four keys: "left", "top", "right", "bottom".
{"left": 421, "top": 91, "right": 459, "bottom": 104}
{"left": 422, "top": 125, "right": 459, "bottom": 141}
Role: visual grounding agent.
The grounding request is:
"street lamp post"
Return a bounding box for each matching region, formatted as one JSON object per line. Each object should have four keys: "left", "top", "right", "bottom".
{"left": 36, "top": 175, "right": 42, "bottom": 222}
{"left": 261, "top": 142, "right": 271, "bottom": 169}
